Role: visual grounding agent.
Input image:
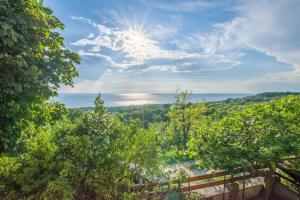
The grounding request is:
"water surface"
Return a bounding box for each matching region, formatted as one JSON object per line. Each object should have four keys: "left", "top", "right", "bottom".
{"left": 53, "top": 93, "right": 251, "bottom": 108}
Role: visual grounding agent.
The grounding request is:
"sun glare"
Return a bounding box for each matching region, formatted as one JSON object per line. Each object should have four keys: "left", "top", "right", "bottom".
{"left": 127, "top": 28, "right": 146, "bottom": 44}
{"left": 119, "top": 26, "right": 158, "bottom": 62}
{"left": 123, "top": 28, "right": 148, "bottom": 49}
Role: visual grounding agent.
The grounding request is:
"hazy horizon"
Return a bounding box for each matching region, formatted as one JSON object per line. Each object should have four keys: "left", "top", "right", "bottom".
{"left": 54, "top": 93, "right": 253, "bottom": 108}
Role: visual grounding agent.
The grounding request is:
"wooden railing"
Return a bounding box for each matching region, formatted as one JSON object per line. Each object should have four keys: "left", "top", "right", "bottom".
{"left": 130, "top": 159, "right": 300, "bottom": 199}
{"left": 132, "top": 169, "right": 263, "bottom": 194}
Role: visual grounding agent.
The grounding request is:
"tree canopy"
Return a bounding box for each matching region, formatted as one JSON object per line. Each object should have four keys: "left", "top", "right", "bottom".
{"left": 0, "top": 0, "right": 80, "bottom": 152}
{"left": 190, "top": 95, "right": 300, "bottom": 172}
{"left": 0, "top": 96, "right": 162, "bottom": 199}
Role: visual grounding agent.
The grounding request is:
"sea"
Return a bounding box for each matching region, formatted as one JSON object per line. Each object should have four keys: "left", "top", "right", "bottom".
{"left": 52, "top": 93, "right": 252, "bottom": 108}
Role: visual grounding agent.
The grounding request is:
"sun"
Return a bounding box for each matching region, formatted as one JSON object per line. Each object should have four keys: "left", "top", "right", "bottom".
{"left": 122, "top": 28, "right": 148, "bottom": 48}
{"left": 119, "top": 26, "right": 159, "bottom": 62}
{"left": 128, "top": 29, "right": 146, "bottom": 44}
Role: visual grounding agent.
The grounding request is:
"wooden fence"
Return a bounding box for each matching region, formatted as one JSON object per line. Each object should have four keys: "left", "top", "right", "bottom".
{"left": 132, "top": 169, "right": 263, "bottom": 195}
{"left": 129, "top": 158, "right": 300, "bottom": 199}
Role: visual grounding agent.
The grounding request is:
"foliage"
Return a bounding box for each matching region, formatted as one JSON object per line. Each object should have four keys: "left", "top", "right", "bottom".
{"left": 166, "top": 90, "right": 206, "bottom": 152}
{"left": 106, "top": 92, "right": 300, "bottom": 165}
{"left": 190, "top": 95, "right": 300, "bottom": 172}
{"left": 0, "top": 96, "right": 163, "bottom": 199}
{"left": 205, "top": 92, "right": 300, "bottom": 119}
{"left": 0, "top": 0, "right": 80, "bottom": 152}
{"left": 108, "top": 104, "right": 170, "bottom": 129}
{"left": 103, "top": 92, "right": 300, "bottom": 129}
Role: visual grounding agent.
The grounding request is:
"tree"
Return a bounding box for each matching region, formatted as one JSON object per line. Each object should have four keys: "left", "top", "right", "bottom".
{"left": 0, "top": 0, "right": 80, "bottom": 152}
{"left": 191, "top": 95, "right": 300, "bottom": 173}
{"left": 167, "top": 90, "right": 206, "bottom": 152}
{"left": 0, "top": 96, "right": 163, "bottom": 199}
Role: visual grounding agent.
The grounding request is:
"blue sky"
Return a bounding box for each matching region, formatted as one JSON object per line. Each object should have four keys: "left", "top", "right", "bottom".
{"left": 45, "top": 0, "right": 300, "bottom": 93}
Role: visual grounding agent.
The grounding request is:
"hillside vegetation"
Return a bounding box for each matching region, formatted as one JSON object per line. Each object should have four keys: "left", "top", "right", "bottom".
{"left": 102, "top": 92, "right": 299, "bottom": 128}
{"left": 0, "top": 0, "right": 299, "bottom": 199}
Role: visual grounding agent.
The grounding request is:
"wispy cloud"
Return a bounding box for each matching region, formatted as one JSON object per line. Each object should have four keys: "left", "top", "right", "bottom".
{"left": 71, "top": 16, "right": 240, "bottom": 72}
{"left": 87, "top": 33, "right": 95, "bottom": 39}
{"left": 143, "top": 65, "right": 184, "bottom": 73}
{"left": 197, "top": 0, "right": 300, "bottom": 70}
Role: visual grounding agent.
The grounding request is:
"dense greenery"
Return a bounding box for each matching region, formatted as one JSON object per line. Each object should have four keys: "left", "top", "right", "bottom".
{"left": 108, "top": 104, "right": 170, "bottom": 129}
{"left": 163, "top": 91, "right": 206, "bottom": 156}
{"left": 190, "top": 95, "right": 300, "bottom": 172}
{"left": 103, "top": 92, "right": 300, "bottom": 129}
{"left": 1, "top": 0, "right": 299, "bottom": 199}
{"left": 205, "top": 92, "right": 300, "bottom": 119}
{"left": 0, "top": 96, "right": 162, "bottom": 199}
{"left": 0, "top": 0, "right": 80, "bottom": 152}
{"left": 65, "top": 92, "right": 300, "bottom": 175}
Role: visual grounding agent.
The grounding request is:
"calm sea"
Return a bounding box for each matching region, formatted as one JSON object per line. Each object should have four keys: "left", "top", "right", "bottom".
{"left": 52, "top": 93, "right": 252, "bottom": 108}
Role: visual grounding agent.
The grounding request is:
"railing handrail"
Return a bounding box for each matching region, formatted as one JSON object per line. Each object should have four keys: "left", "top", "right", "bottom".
{"left": 132, "top": 168, "right": 264, "bottom": 192}
{"left": 182, "top": 171, "right": 260, "bottom": 192}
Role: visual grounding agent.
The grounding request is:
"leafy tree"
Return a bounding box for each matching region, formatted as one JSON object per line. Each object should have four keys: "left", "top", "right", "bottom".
{"left": 191, "top": 95, "right": 300, "bottom": 173}
{"left": 205, "top": 92, "right": 300, "bottom": 120}
{"left": 0, "top": 0, "right": 80, "bottom": 152}
{"left": 167, "top": 90, "right": 206, "bottom": 152}
{"left": 0, "top": 96, "right": 163, "bottom": 199}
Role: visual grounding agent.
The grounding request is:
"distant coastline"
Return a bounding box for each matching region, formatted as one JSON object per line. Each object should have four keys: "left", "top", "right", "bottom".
{"left": 53, "top": 93, "right": 253, "bottom": 108}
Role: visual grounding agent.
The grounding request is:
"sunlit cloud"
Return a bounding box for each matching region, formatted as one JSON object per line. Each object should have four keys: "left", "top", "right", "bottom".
{"left": 71, "top": 16, "right": 240, "bottom": 72}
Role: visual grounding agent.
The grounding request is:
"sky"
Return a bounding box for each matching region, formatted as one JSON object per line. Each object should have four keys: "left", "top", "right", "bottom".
{"left": 45, "top": 0, "right": 300, "bottom": 94}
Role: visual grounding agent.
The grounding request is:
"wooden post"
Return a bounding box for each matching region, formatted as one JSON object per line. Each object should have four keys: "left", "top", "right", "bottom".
{"left": 188, "top": 176, "right": 190, "bottom": 191}
{"left": 227, "top": 182, "right": 239, "bottom": 200}
{"left": 242, "top": 170, "right": 246, "bottom": 200}
{"left": 263, "top": 170, "right": 276, "bottom": 200}
{"left": 223, "top": 175, "right": 226, "bottom": 200}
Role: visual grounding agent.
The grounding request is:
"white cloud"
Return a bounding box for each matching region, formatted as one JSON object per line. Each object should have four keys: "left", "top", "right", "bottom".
{"left": 77, "top": 50, "right": 113, "bottom": 63}
{"left": 148, "top": 24, "right": 179, "bottom": 41}
{"left": 97, "top": 24, "right": 112, "bottom": 35}
{"left": 142, "top": 65, "right": 196, "bottom": 73}
{"left": 70, "top": 16, "right": 97, "bottom": 27}
{"left": 238, "top": 0, "right": 300, "bottom": 69}
{"left": 77, "top": 49, "right": 240, "bottom": 72}
{"left": 72, "top": 34, "right": 112, "bottom": 49}
{"left": 199, "top": 0, "right": 300, "bottom": 70}
{"left": 143, "top": 65, "right": 180, "bottom": 72}
{"left": 71, "top": 16, "right": 240, "bottom": 72}
{"left": 87, "top": 33, "right": 94, "bottom": 38}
